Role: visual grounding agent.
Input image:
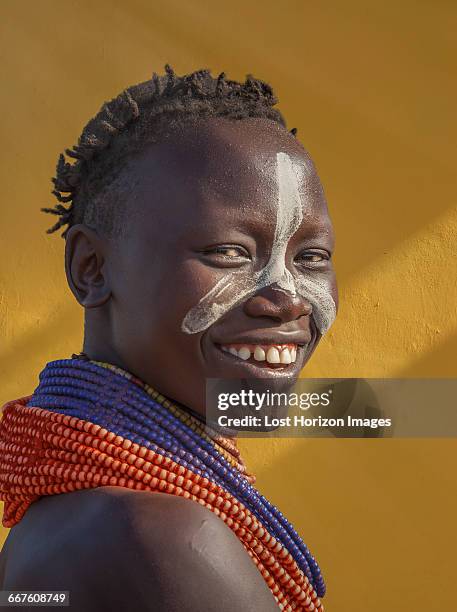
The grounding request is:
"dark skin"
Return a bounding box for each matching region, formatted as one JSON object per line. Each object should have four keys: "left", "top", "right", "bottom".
{"left": 1, "top": 118, "right": 337, "bottom": 611}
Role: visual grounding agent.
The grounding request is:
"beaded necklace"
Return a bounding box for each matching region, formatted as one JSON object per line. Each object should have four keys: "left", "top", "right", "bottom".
{"left": 90, "top": 358, "right": 255, "bottom": 484}
{"left": 0, "top": 358, "right": 325, "bottom": 611}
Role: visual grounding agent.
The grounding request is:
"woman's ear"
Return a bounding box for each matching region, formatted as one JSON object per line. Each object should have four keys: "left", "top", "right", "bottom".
{"left": 64, "top": 224, "right": 112, "bottom": 308}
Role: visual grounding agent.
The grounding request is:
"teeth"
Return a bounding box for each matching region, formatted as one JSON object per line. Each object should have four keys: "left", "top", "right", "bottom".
{"left": 220, "top": 343, "right": 299, "bottom": 365}
{"left": 254, "top": 346, "right": 266, "bottom": 361}
{"left": 238, "top": 347, "right": 251, "bottom": 360}
{"left": 280, "top": 348, "right": 292, "bottom": 364}
{"left": 266, "top": 347, "right": 281, "bottom": 364}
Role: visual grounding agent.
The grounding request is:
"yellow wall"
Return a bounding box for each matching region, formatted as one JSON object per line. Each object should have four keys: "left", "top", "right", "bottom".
{"left": 1, "top": 1, "right": 456, "bottom": 609}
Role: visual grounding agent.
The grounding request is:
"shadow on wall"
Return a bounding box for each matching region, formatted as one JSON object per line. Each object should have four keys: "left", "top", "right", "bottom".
{"left": 252, "top": 436, "right": 457, "bottom": 612}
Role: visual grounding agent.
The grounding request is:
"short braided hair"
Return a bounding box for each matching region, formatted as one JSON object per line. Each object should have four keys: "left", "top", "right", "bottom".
{"left": 42, "top": 65, "right": 296, "bottom": 238}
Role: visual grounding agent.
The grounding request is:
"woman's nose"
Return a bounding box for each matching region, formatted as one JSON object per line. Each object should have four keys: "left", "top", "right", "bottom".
{"left": 243, "top": 285, "right": 312, "bottom": 324}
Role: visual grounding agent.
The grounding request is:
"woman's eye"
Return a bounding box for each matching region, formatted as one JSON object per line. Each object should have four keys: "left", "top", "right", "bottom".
{"left": 201, "top": 245, "right": 251, "bottom": 265}
{"left": 295, "top": 250, "right": 330, "bottom": 267}
{"left": 305, "top": 254, "right": 324, "bottom": 262}
{"left": 213, "top": 246, "right": 247, "bottom": 257}
{"left": 205, "top": 245, "right": 250, "bottom": 258}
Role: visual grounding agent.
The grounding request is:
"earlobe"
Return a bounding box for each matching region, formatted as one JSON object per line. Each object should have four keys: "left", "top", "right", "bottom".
{"left": 65, "top": 224, "right": 112, "bottom": 308}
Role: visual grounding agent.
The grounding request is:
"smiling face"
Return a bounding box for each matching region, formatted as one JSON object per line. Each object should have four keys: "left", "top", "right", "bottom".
{"left": 95, "top": 117, "right": 337, "bottom": 414}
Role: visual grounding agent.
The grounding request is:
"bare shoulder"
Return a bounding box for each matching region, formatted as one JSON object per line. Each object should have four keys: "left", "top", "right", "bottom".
{"left": 2, "top": 487, "right": 279, "bottom": 611}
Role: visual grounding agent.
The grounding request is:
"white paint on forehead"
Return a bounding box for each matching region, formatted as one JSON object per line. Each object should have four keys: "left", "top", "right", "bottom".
{"left": 181, "top": 152, "right": 336, "bottom": 336}
{"left": 256, "top": 151, "right": 303, "bottom": 296}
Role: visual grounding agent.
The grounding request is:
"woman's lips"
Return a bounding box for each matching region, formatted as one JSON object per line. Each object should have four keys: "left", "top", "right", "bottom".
{"left": 218, "top": 342, "right": 298, "bottom": 366}
{"left": 208, "top": 329, "right": 314, "bottom": 374}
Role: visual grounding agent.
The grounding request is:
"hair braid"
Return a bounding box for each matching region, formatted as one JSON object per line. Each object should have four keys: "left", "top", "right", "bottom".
{"left": 43, "top": 65, "right": 297, "bottom": 238}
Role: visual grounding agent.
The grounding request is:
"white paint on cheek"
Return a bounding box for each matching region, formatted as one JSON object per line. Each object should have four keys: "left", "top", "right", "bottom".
{"left": 181, "top": 273, "right": 253, "bottom": 335}
{"left": 182, "top": 276, "right": 234, "bottom": 334}
{"left": 295, "top": 275, "right": 336, "bottom": 334}
{"left": 181, "top": 152, "right": 336, "bottom": 335}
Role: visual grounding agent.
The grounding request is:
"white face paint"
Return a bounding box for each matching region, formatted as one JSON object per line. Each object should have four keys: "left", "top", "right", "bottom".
{"left": 181, "top": 152, "right": 336, "bottom": 335}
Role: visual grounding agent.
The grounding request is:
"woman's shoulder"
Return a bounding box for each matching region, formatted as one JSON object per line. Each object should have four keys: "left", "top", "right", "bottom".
{"left": 2, "top": 487, "right": 278, "bottom": 611}
{"left": 2, "top": 486, "right": 215, "bottom": 574}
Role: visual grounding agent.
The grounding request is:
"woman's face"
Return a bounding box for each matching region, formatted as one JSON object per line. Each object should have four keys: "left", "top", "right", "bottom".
{"left": 102, "top": 118, "right": 338, "bottom": 414}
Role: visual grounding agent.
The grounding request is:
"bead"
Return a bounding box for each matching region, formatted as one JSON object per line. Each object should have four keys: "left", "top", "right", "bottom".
{"left": 0, "top": 358, "right": 326, "bottom": 608}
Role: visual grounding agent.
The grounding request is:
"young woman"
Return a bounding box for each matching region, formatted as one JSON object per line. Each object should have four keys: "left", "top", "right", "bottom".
{"left": 0, "top": 66, "right": 337, "bottom": 611}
